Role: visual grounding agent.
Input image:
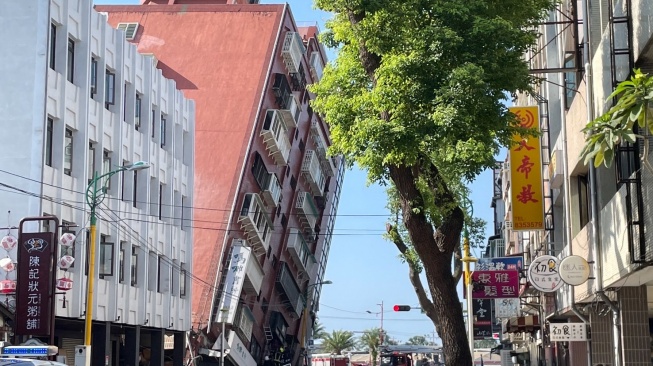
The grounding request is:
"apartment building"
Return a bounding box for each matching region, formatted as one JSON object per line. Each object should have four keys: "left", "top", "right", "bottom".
{"left": 0, "top": 0, "right": 195, "bottom": 365}
{"left": 98, "top": 2, "right": 344, "bottom": 366}
{"left": 496, "top": 0, "right": 653, "bottom": 365}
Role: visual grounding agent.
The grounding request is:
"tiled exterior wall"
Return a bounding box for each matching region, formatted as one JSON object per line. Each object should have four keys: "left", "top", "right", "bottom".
{"left": 619, "top": 286, "right": 650, "bottom": 365}
{"left": 590, "top": 310, "right": 615, "bottom": 364}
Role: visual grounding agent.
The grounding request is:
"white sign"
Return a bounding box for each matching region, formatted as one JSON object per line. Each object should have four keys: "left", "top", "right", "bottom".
{"left": 549, "top": 322, "right": 587, "bottom": 342}
{"left": 215, "top": 245, "right": 252, "bottom": 324}
{"left": 559, "top": 255, "right": 590, "bottom": 285}
{"left": 227, "top": 331, "right": 256, "bottom": 366}
{"left": 495, "top": 298, "right": 520, "bottom": 318}
{"left": 528, "top": 255, "right": 563, "bottom": 292}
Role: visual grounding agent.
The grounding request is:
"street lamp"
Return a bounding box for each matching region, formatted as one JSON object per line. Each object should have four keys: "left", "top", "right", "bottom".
{"left": 301, "top": 280, "right": 332, "bottom": 366}
{"left": 82, "top": 162, "right": 150, "bottom": 362}
{"left": 366, "top": 302, "right": 384, "bottom": 345}
{"left": 460, "top": 198, "right": 477, "bottom": 356}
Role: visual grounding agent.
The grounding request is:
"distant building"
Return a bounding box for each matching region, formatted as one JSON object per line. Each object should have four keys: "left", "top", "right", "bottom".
{"left": 0, "top": 0, "right": 195, "bottom": 365}
{"left": 99, "top": 2, "right": 344, "bottom": 366}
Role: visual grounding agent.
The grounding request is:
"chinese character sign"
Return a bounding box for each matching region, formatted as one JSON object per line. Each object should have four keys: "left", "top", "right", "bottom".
{"left": 509, "top": 106, "right": 544, "bottom": 230}
{"left": 215, "top": 244, "right": 252, "bottom": 324}
{"left": 16, "top": 232, "right": 54, "bottom": 336}
{"left": 527, "top": 255, "right": 564, "bottom": 292}
{"left": 549, "top": 322, "right": 587, "bottom": 342}
{"left": 495, "top": 298, "right": 520, "bottom": 318}
{"left": 471, "top": 270, "right": 520, "bottom": 299}
{"left": 476, "top": 256, "right": 524, "bottom": 272}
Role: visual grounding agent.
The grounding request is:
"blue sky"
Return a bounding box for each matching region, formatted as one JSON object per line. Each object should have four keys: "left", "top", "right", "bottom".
{"left": 94, "top": 0, "right": 501, "bottom": 345}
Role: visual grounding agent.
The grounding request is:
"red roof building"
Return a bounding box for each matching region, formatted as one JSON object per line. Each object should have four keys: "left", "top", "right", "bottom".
{"left": 98, "top": 2, "right": 343, "bottom": 365}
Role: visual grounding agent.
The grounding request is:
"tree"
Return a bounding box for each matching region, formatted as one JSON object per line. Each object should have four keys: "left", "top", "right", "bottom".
{"left": 313, "top": 320, "right": 328, "bottom": 340}
{"left": 321, "top": 330, "right": 356, "bottom": 355}
{"left": 311, "top": 0, "right": 554, "bottom": 364}
{"left": 407, "top": 336, "right": 429, "bottom": 346}
{"left": 358, "top": 328, "right": 382, "bottom": 366}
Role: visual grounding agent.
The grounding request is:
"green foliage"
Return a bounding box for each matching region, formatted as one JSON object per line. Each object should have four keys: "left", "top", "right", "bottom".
{"left": 581, "top": 69, "right": 653, "bottom": 168}
{"left": 313, "top": 320, "right": 328, "bottom": 340}
{"left": 311, "top": 0, "right": 555, "bottom": 185}
{"left": 322, "top": 330, "right": 356, "bottom": 355}
{"left": 358, "top": 329, "right": 382, "bottom": 366}
{"left": 407, "top": 335, "right": 429, "bottom": 345}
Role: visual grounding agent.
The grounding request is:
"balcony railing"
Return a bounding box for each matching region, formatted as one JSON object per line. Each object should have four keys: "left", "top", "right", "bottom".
{"left": 260, "top": 172, "right": 282, "bottom": 207}
{"left": 278, "top": 94, "right": 301, "bottom": 128}
{"left": 281, "top": 32, "right": 306, "bottom": 73}
{"left": 242, "top": 249, "right": 264, "bottom": 296}
{"left": 276, "top": 262, "right": 303, "bottom": 317}
{"left": 309, "top": 51, "right": 324, "bottom": 82}
{"left": 238, "top": 193, "right": 272, "bottom": 254}
{"left": 234, "top": 305, "right": 255, "bottom": 342}
{"left": 295, "top": 191, "right": 319, "bottom": 233}
{"left": 310, "top": 120, "right": 336, "bottom": 176}
{"left": 261, "top": 110, "right": 291, "bottom": 166}
{"left": 301, "top": 150, "right": 326, "bottom": 196}
{"left": 287, "top": 228, "right": 316, "bottom": 274}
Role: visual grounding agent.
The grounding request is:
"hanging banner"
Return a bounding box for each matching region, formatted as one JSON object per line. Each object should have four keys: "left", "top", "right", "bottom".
{"left": 549, "top": 322, "right": 587, "bottom": 342}
{"left": 471, "top": 270, "right": 520, "bottom": 299}
{"left": 215, "top": 244, "right": 251, "bottom": 324}
{"left": 509, "top": 106, "right": 544, "bottom": 231}
{"left": 15, "top": 231, "right": 54, "bottom": 336}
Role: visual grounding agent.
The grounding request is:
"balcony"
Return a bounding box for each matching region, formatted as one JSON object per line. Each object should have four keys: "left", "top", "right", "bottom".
{"left": 276, "top": 262, "right": 304, "bottom": 317}
{"left": 311, "top": 120, "right": 336, "bottom": 176}
{"left": 242, "top": 246, "right": 264, "bottom": 296}
{"left": 260, "top": 172, "right": 282, "bottom": 207}
{"left": 301, "top": 150, "right": 326, "bottom": 196}
{"left": 309, "top": 51, "right": 324, "bottom": 82}
{"left": 238, "top": 193, "right": 272, "bottom": 254}
{"left": 234, "top": 304, "right": 255, "bottom": 342}
{"left": 278, "top": 94, "right": 301, "bottom": 128}
{"left": 261, "top": 110, "right": 291, "bottom": 166}
{"left": 295, "top": 191, "right": 319, "bottom": 233}
{"left": 281, "top": 32, "right": 306, "bottom": 73}
{"left": 287, "top": 228, "right": 317, "bottom": 274}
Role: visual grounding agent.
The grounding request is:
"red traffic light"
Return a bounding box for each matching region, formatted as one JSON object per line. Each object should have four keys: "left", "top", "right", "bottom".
{"left": 393, "top": 305, "right": 411, "bottom": 311}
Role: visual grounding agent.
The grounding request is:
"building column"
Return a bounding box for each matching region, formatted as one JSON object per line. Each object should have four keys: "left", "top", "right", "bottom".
{"left": 124, "top": 326, "right": 141, "bottom": 366}
{"left": 618, "top": 286, "right": 649, "bottom": 365}
{"left": 92, "top": 321, "right": 111, "bottom": 366}
{"left": 151, "top": 327, "right": 165, "bottom": 366}
{"left": 589, "top": 309, "right": 614, "bottom": 364}
{"left": 173, "top": 331, "right": 185, "bottom": 366}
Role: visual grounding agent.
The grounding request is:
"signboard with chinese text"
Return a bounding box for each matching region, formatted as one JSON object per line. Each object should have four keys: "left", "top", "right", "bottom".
{"left": 476, "top": 256, "right": 524, "bottom": 272}
{"left": 473, "top": 299, "right": 493, "bottom": 340}
{"left": 549, "top": 322, "right": 587, "bottom": 342}
{"left": 528, "top": 255, "right": 563, "bottom": 292}
{"left": 215, "top": 244, "right": 252, "bottom": 324}
{"left": 495, "top": 298, "right": 520, "bottom": 318}
{"left": 509, "top": 106, "right": 544, "bottom": 230}
{"left": 471, "top": 270, "right": 520, "bottom": 299}
{"left": 227, "top": 330, "right": 256, "bottom": 366}
{"left": 15, "top": 232, "right": 54, "bottom": 336}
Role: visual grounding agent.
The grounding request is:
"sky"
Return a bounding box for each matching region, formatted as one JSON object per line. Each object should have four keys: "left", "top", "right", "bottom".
{"left": 94, "top": 0, "right": 502, "bottom": 345}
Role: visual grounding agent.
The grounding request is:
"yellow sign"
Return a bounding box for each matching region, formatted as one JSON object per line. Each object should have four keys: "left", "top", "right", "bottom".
{"left": 509, "top": 106, "right": 544, "bottom": 231}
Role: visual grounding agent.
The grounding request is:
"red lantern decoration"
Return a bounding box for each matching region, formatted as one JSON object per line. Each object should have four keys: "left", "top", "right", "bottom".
{"left": 0, "top": 279, "right": 16, "bottom": 294}
{"left": 0, "top": 258, "right": 14, "bottom": 272}
{"left": 58, "top": 255, "right": 75, "bottom": 269}
{"left": 0, "top": 235, "right": 17, "bottom": 251}
{"left": 59, "top": 232, "right": 76, "bottom": 247}
{"left": 56, "top": 277, "right": 73, "bottom": 291}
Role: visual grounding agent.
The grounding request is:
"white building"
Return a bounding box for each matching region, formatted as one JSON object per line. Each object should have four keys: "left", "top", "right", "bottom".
{"left": 0, "top": 0, "right": 195, "bottom": 365}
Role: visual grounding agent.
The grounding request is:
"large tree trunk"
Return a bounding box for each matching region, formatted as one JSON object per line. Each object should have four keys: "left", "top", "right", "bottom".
{"left": 389, "top": 165, "right": 472, "bottom": 366}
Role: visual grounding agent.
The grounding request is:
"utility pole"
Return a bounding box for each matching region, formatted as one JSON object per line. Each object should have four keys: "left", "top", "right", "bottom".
{"left": 379, "top": 301, "right": 384, "bottom": 345}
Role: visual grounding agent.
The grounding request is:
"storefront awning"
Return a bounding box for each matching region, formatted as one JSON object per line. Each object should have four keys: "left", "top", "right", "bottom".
{"left": 504, "top": 315, "right": 540, "bottom": 333}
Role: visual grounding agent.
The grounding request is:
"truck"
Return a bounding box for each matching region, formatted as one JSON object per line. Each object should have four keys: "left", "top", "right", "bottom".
{"left": 311, "top": 353, "right": 350, "bottom": 366}
{"left": 379, "top": 345, "right": 445, "bottom": 366}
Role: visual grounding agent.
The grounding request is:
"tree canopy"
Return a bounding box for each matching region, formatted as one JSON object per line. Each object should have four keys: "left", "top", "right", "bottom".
{"left": 311, "top": 0, "right": 555, "bottom": 364}
{"left": 321, "top": 330, "right": 356, "bottom": 355}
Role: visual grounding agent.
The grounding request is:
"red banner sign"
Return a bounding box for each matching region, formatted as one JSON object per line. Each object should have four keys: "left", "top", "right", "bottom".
{"left": 471, "top": 270, "right": 520, "bottom": 299}
{"left": 15, "top": 232, "right": 54, "bottom": 336}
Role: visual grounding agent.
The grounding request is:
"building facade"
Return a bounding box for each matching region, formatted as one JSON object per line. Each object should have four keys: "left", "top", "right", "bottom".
{"left": 494, "top": 0, "right": 653, "bottom": 365}
{"left": 0, "top": 0, "right": 195, "bottom": 365}
{"left": 99, "top": 2, "right": 344, "bottom": 366}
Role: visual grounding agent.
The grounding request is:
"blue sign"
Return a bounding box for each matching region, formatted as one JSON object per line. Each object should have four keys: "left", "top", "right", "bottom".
{"left": 475, "top": 256, "right": 523, "bottom": 272}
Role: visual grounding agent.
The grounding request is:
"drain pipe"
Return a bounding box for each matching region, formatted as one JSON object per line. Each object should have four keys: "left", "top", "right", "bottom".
{"left": 581, "top": 0, "right": 622, "bottom": 365}
{"left": 556, "top": 3, "right": 592, "bottom": 364}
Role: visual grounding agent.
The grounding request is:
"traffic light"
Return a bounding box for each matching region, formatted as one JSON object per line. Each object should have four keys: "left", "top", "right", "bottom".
{"left": 393, "top": 305, "right": 411, "bottom": 311}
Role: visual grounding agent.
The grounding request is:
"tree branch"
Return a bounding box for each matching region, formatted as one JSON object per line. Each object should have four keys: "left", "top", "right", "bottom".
{"left": 452, "top": 244, "right": 463, "bottom": 285}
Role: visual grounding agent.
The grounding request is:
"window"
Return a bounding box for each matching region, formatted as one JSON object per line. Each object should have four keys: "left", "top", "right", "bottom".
{"left": 135, "top": 93, "right": 142, "bottom": 130}
{"left": 90, "top": 58, "right": 98, "bottom": 98}
{"left": 131, "top": 246, "right": 138, "bottom": 286}
{"left": 180, "top": 262, "right": 187, "bottom": 297}
{"left": 121, "top": 160, "right": 128, "bottom": 201}
{"left": 252, "top": 153, "right": 269, "bottom": 189}
{"left": 151, "top": 109, "right": 156, "bottom": 138}
{"left": 290, "top": 175, "right": 297, "bottom": 190}
{"left": 119, "top": 242, "right": 126, "bottom": 283}
{"left": 87, "top": 142, "right": 96, "bottom": 184}
{"left": 103, "top": 150, "right": 111, "bottom": 188}
{"left": 564, "top": 53, "right": 577, "bottom": 110}
{"left": 67, "top": 38, "right": 75, "bottom": 83}
{"left": 105, "top": 70, "right": 115, "bottom": 109}
{"left": 157, "top": 256, "right": 163, "bottom": 293}
{"left": 49, "top": 23, "right": 56, "bottom": 70}
{"left": 160, "top": 114, "right": 166, "bottom": 147}
{"left": 181, "top": 196, "right": 188, "bottom": 231}
{"left": 132, "top": 170, "right": 138, "bottom": 208}
{"left": 123, "top": 84, "right": 128, "bottom": 121}
{"left": 578, "top": 175, "right": 590, "bottom": 229}
{"left": 99, "top": 235, "right": 114, "bottom": 278}
{"left": 158, "top": 183, "right": 163, "bottom": 220}
{"left": 45, "top": 118, "right": 53, "bottom": 167}
{"left": 64, "top": 128, "right": 73, "bottom": 175}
